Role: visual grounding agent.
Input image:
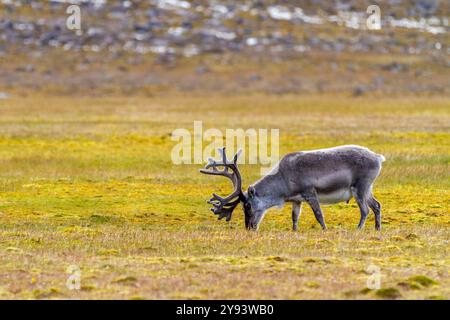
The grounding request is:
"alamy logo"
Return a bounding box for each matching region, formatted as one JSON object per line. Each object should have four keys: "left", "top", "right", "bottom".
{"left": 366, "top": 5, "right": 381, "bottom": 30}
{"left": 366, "top": 264, "right": 381, "bottom": 289}
{"left": 66, "top": 265, "right": 81, "bottom": 290}
{"left": 171, "top": 121, "right": 279, "bottom": 175}
{"left": 66, "top": 4, "right": 82, "bottom": 34}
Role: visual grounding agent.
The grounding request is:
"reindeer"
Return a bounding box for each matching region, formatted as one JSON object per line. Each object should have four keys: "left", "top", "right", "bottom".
{"left": 200, "top": 145, "right": 385, "bottom": 231}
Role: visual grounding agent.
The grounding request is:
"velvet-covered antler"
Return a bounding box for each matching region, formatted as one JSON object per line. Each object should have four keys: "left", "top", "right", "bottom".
{"left": 199, "top": 147, "right": 244, "bottom": 221}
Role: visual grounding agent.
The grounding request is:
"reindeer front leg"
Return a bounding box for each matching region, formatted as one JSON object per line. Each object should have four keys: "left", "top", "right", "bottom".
{"left": 292, "top": 202, "right": 302, "bottom": 231}
{"left": 303, "top": 190, "right": 327, "bottom": 230}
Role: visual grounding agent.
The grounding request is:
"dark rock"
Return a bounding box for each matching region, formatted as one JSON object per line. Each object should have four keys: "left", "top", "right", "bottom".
{"left": 352, "top": 86, "right": 367, "bottom": 96}
{"left": 381, "top": 62, "right": 409, "bottom": 73}
{"left": 196, "top": 65, "right": 210, "bottom": 74}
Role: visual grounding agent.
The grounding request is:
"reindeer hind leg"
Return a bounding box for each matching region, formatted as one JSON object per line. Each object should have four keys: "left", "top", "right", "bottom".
{"left": 368, "top": 196, "right": 382, "bottom": 231}
{"left": 351, "top": 182, "right": 372, "bottom": 230}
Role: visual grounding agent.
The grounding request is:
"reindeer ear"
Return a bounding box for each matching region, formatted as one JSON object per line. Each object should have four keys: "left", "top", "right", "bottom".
{"left": 248, "top": 186, "right": 256, "bottom": 198}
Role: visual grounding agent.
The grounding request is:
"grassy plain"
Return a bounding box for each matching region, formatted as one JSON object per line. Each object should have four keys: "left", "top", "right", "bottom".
{"left": 0, "top": 94, "right": 448, "bottom": 299}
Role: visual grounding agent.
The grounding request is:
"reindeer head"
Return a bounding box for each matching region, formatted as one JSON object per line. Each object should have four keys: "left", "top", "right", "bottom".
{"left": 200, "top": 147, "right": 255, "bottom": 229}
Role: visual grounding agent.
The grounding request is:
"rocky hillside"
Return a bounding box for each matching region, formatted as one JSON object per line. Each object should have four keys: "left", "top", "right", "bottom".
{"left": 0, "top": 0, "right": 448, "bottom": 95}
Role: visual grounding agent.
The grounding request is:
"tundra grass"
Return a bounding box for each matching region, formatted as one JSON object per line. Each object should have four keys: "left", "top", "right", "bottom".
{"left": 0, "top": 94, "right": 448, "bottom": 299}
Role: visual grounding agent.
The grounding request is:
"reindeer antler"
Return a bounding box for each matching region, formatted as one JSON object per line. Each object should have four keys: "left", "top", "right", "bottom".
{"left": 200, "top": 147, "right": 244, "bottom": 221}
